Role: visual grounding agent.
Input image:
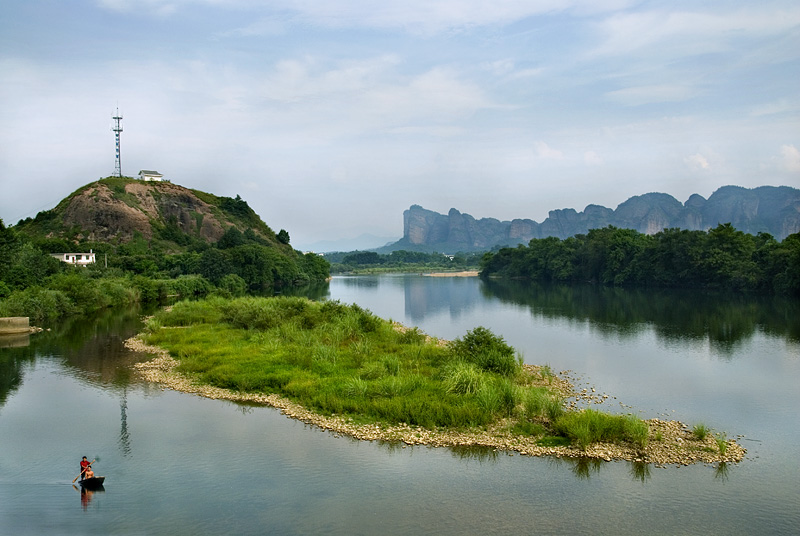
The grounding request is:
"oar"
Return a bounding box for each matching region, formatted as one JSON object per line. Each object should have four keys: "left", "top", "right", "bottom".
{"left": 73, "top": 458, "right": 96, "bottom": 483}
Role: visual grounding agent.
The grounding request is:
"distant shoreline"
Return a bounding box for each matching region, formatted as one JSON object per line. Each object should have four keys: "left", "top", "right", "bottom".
{"left": 424, "top": 271, "right": 479, "bottom": 277}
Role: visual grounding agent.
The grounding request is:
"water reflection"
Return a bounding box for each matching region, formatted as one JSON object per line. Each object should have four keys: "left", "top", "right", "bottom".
{"left": 119, "top": 388, "right": 131, "bottom": 457}
{"left": 0, "top": 307, "right": 150, "bottom": 410}
{"left": 481, "top": 279, "right": 800, "bottom": 353}
{"left": 630, "top": 461, "right": 652, "bottom": 483}
{"left": 74, "top": 484, "right": 104, "bottom": 511}
{"left": 714, "top": 462, "right": 730, "bottom": 482}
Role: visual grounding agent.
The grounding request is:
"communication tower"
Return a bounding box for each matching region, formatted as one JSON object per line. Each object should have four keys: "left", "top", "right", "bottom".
{"left": 112, "top": 107, "right": 123, "bottom": 177}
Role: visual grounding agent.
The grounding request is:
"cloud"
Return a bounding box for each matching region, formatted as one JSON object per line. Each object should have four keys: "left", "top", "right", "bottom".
{"left": 781, "top": 144, "right": 800, "bottom": 173}
{"left": 592, "top": 7, "right": 800, "bottom": 59}
{"left": 584, "top": 151, "right": 603, "bottom": 166}
{"left": 605, "top": 85, "right": 696, "bottom": 106}
{"left": 533, "top": 141, "right": 563, "bottom": 160}
{"left": 685, "top": 153, "right": 711, "bottom": 171}
{"left": 99, "top": 0, "right": 632, "bottom": 31}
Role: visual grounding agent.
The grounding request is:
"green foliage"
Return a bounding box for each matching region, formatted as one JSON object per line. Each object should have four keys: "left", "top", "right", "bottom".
{"left": 715, "top": 433, "right": 728, "bottom": 455}
{"left": 217, "top": 273, "right": 248, "bottom": 297}
{"left": 448, "top": 326, "right": 521, "bottom": 376}
{"left": 328, "top": 249, "right": 482, "bottom": 273}
{"left": 481, "top": 225, "right": 800, "bottom": 295}
{"left": 342, "top": 251, "right": 383, "bottom": 265}
{"left": 0, "top": 287, "right": 75, "bottom": 322}
{"left": 442, "top": 361, "right": 485, "bottom": 394}
{"left": 553, "top": 409, "right": 649, "bottom": 450}
{"left": 277, "top": 229, "right": 290, "bottom": 245}
{"left": 693, "top": 423, "right": 710, "bottom": 440}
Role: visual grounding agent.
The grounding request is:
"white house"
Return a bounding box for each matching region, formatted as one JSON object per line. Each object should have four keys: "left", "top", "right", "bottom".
{"left": 50, "top": 252, "right": 96, "bottom": 267}
{"left": 138, "top": 170, "right": 164, "bottom": 181}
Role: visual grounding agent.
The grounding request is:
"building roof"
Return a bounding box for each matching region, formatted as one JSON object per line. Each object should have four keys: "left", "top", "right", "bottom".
{"left": 138, "top": 170, "right": 163, "bottom": 176}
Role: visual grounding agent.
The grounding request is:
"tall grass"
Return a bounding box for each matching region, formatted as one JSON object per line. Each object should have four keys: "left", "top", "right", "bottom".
{"left": 554, "top": 409, "right": 649, "bottom": 450}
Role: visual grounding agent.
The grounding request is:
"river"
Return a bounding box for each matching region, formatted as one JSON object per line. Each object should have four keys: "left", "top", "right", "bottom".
{"left": 1, "top": 274, "right": 798, "bottom": 535}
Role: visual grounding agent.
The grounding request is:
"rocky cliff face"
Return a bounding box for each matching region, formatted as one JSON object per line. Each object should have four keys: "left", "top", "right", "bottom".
{"left": 25, "top": 178, "right": 276, "bottom": 246}
{"left": 391, "top": 185, "right": 800, "bottom": 252}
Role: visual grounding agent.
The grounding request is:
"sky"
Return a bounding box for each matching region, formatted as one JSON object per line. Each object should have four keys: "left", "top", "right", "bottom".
{"left": 1, "top": 1, "right": 798, "bottom": 250}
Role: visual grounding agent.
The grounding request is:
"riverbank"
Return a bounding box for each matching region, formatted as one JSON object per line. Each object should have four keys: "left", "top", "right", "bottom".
{"left": 424, "top": 271, "right": 479, "bottom": 277}
{"left": 125, "top": 336, "right": 745, "bottom": 466}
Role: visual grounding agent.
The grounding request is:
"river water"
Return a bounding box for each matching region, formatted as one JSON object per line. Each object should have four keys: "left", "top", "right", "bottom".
{"left": 0, "top": 274, "right": 798, "bottom": 535}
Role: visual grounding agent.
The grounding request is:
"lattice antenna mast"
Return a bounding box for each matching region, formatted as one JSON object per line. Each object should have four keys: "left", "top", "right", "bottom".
{"left": 112, "top": 107, "right": 123, "bottom": 177}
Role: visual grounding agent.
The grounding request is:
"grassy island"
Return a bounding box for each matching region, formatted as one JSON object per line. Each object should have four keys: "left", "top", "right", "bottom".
{"left": 129, "top": 296, "right": 745, "bottom": 465}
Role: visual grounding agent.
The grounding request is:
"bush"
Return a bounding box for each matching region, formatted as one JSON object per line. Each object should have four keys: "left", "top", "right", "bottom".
{"left": 449, "top": 326, "right": 521, "bottom": 376}
{"left": 0, "top": 287, "right": 75, "bottom": 322}
{"left": 218, "top": 273, "right": 247, "bottom": 297}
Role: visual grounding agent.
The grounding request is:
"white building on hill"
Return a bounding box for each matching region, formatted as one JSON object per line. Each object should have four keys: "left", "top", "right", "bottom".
{"left": 50, "top": 252, "right": 96, "bottom": 267}
{"left": 138, "top": 170, "right": 164, "bottom": 181}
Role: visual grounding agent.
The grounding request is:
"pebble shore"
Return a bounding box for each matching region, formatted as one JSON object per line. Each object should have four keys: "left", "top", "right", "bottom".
{"left": 125, "top": 336, "right": 745, "bottom": 466}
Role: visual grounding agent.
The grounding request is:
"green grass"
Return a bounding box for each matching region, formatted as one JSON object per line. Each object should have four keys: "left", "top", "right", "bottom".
{"left": 143, "top": 296, "right": 653, "bottom": 447}
{"left": 715, "top": 433, "right": 728, "bottom": 455}
{"left": 693, "top": 423, "right": 710, "bottom": 440}
{"left": 553, "top": 409, "right": 649, "bottom": 450}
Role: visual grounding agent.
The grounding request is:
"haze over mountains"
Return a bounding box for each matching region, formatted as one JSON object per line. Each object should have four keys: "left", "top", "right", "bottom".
{"left": 381, "top": 186, "right": 800, "bottom": 253}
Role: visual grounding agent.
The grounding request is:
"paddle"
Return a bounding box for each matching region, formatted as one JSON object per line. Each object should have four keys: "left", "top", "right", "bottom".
{"left": 73, "top": 458, "right": 96, "bottom": 483}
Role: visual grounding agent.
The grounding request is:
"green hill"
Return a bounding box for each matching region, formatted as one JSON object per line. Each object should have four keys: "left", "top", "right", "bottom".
{"left": 7, "top": 177, "right": 328, "bottom": 293}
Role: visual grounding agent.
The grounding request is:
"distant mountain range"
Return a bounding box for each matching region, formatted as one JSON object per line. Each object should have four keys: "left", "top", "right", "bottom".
{"left": 383, "top": 185, "right": 800, "bottom": 253}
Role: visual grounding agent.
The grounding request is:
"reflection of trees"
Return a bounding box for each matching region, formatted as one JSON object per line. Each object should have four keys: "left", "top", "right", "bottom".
{"left": 482, "top": 279, "right": 800, "bottom": 352}
{"left": 0, "top": 348, "right": 26, "bottom": 408}
{"left": 0, "top": 307, "right": 149, "bottom": 410}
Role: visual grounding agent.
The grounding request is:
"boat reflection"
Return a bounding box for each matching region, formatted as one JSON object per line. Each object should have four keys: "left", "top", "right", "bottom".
{"left": 74, "top": 484, "right": 105, "bottom": 510}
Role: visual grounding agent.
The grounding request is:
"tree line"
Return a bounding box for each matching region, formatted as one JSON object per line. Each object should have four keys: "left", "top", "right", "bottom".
{"left": 479, "top": 224, "right": 800, "bottom": 295}
{"left": 327, "top": 249, "right": 484, "bottom": 272}
{"left": 0, "top": 218, "right": 330, "bottom": 321}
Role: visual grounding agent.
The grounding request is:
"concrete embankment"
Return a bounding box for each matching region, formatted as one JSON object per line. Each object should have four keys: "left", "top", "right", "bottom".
{"left": 0, "top": 317, "right": 30, "bottom": 335}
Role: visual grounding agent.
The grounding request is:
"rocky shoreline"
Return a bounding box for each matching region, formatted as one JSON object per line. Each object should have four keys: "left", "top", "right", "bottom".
{"left": 125, "top": 336, "right": 745, "bottom": 467}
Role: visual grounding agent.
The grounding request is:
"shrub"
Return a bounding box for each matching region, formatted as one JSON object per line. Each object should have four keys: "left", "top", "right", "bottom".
{"left": 0, "top": 286, "right": 75, "bottom": 322}
{"left": 449, "top": 326, "right": 521, "bottom": 376}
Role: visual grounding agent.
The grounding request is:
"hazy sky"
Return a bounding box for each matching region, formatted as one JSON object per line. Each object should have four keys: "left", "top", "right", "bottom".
{"left": 1, "top": 1, "right": 798, "bottom": 249}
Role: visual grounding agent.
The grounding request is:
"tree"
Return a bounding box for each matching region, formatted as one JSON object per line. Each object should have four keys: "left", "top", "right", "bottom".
{"left": 217, "top": 227, "right": 245, "bottom": 249}
{"left": 277, "top": 229, "right": 290, "bottom": 245}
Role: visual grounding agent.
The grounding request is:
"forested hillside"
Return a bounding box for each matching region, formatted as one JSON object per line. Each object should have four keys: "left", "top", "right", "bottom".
{"left": 0, "top": 178, "right": 329, "bottom": 321}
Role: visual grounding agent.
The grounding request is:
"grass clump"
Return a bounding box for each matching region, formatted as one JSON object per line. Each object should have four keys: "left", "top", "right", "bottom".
{"left": 693, "top": 423, "right": 710, "bottom": 441}
{"left": 715, "top": 433, "right": 728, "bottom": 455}
{"left": 553, "top": 409, "right": 649, "bottom": 450}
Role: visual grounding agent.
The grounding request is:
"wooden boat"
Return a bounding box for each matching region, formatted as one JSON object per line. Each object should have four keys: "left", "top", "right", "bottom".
{"left": 78, "top": 476, "right": 105, "bottom": 489}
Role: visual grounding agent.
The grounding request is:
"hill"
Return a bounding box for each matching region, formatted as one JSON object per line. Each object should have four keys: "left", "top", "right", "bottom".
{"left": 15, "top": 177, "right": 283, "bottom": 248}
{"left": 7, "top": 177, "right": 329, "bottom": 293}
{"left": 386, "top": 185, "right": 800, "bottom": 253}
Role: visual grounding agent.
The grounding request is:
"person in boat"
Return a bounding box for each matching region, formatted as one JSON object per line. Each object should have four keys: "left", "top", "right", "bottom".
{"left": 79, "top": 457, "right": 92, "bottom": 480}
{"left": 84, "top": 466, "right": 94, "bottom": 479}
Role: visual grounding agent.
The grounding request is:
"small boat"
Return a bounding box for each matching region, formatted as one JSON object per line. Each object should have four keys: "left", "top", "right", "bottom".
{"left": 78, "top": 476, "right": 105, "bottom": 489}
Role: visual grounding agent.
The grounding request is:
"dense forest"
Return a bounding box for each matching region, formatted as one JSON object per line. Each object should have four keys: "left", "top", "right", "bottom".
{"left": 480, "top": 224, "right": 800, "bottom": 295}
{"left": 327, "top": 249, "right": 485, "bottom": 273}
{"left": 0, "top": 217, "right": 330, "bottom": 321}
